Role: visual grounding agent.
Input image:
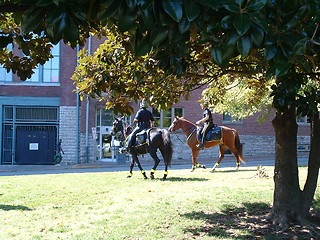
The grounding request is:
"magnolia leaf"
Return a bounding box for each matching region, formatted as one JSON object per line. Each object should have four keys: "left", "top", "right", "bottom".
{"left": 184, "top": 0, "right": 200, "bottom": 22}
{"left": 237, "top": 35, "right": 251, "bottom": 57}
{"left": 233, "top": 14, "right": 251, "bottom": 35}
{"left": 161, "top": 0, "right": 183, "bottom": 22}
{"left": 211, "top": 48, "right": 223, "bottom": 66}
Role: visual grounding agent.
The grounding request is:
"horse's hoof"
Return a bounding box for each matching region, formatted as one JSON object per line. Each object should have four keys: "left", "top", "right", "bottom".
{"left": 191, "top": 168, "right": 195, "bottom": 172}
{"left": 150, "top": 174, "right": 155, "bottom": 180}
{"left": 144, "top": 176, "right": 148, "bottom": 179}
{"left": 210, "top": 169, "right": 216, "bottom": 173}
{"left": 202, "top": 165, "right": 206, "bottom": 169}
{"left": 127, "top": 175, "right": 132, "bottom": 178}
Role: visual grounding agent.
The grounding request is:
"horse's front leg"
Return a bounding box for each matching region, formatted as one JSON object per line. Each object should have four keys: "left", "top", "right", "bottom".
{"left": 149, "top": 150, "right": 161, "bottom": 180}
{"left": 211, "top": 145, "right": 225, "bottom": 172}
{"left": 191, "top": 148, "right": 206, "bottom": 172}
{"left": 129, "top": 154, "right": 147, "bottom": 179}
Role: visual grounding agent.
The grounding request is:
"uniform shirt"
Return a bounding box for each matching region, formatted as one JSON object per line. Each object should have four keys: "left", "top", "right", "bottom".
{"left": 135, "top": 108, "right": 154, "bottom": 124}
{"left": 203, "top": 108, "right": 213, "bottom": 123}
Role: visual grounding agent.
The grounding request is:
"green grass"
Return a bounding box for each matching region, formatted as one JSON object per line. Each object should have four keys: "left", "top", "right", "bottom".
{"left": 0, "top": 166, "right": 317, "bottom": 240}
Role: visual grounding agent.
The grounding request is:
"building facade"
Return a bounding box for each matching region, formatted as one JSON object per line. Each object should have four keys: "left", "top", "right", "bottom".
{"left": 0, "top": 39, "right": 311, "bottom": 165}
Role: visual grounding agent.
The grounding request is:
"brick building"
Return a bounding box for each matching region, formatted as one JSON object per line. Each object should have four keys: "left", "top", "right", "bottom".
{"left": 0, "top": 39, "right": 311, "bottom": 165}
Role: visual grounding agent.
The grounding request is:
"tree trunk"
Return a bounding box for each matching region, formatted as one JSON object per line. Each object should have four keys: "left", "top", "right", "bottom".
{"left": 271, "top": 108, "right": 320, "bottom": 229}
{"left": 300, "top": 111, "right": 320, "bottom": 218}
{"left": 270, "top": 106, "right": 302, "bottom": 230}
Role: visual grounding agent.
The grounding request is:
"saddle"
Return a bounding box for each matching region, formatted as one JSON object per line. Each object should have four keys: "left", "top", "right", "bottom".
{"left": 135, "top": 128, "right": 153, "bottom": 146}
{"left": 197, "top": 126, "right": 222, "bottom": 142}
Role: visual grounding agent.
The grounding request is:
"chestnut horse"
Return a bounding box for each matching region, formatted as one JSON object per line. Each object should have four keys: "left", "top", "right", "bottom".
{"left": 168, "top": 117, "right": 245, "bottom": 172}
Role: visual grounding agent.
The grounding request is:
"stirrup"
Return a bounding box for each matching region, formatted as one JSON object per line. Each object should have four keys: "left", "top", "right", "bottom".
{"left": 196, "top": 144, "right": 205, "bottom": 150}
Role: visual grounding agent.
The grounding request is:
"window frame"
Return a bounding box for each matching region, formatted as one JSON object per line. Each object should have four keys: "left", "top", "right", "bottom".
{"left": 26, "top": 43, "right": 60, "bottom": 83}
{"left": 222, "top": 113, "right": 243, "bottom": 124}
{"left": 152, "top": 107, "right": 184, "bottom": 128}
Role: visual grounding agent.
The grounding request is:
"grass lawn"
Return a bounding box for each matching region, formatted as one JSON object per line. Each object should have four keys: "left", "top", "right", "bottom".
{"left": 0, "top": 166, "right": 318, "bottom": 240}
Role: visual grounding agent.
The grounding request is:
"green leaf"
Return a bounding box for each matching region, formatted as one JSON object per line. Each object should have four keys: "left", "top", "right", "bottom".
{"left": 198, "top": 0, "right": 219, "bottom": 10}
{"left": 221, "top": 15, "right": 232, "bottom": 29}
{"left": 293, "top": 38, "right": 307, "bottom": 56}
{"left": 134, "top": 36, "right": 151, "bottom": 56}
{"left": 295, "top": 58, "right": 311, "bottom": 72}
{"left": 139, "top": 8, "right": 155, "bottom": 31}
{"left": 21, "top": 8, "right": 45, "bottom": 33}
{"left": 247, "top": 0, "right": 267, "bottom": 11}
{"left": 117, "top": 8, "right": 136, "bottom": 32}
{"left": 237, "top": 35, "right": 251, "bottom": 57}
{"left": 0, "top": 36, "right": 13, "bottom": 48}
{"left": 233, "top": 14, "right": 251, "bottom": 35}
{"left": 250, "top": 24, "right": 264, "bottom": 47}
{"left": 179, "top": 17, "right": 190, "bottom": 33}
{"left": 184, "top": 0, "right": 200, "bottom": 22}
{"left": 264, "top": 45, "right": 277, "bottom": 61}
{"left": 161, "top": 0, "right": 183, "bottom": 22}
{"left": 224, "top": 2, "right": 240, "bottom": 13}
{"left": 225, "top": 32, "right": 239, "bottom": 47}
{"left": 63, "top": 15, "right": 79, "bottom": 43}
{"left": 150, "top": 28, "right": 168, "bottom": 45}
{"left": 211, "top": 47, "right": 223, "bottom": 66}
{"left": 98, "top": 0, "right": 120, "bottom": 20}
{"left": 275, "top": 61, "right": 292, "bottom": 76}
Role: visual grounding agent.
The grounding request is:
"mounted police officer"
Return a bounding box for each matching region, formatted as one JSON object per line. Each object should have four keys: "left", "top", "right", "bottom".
{"left": 120, "top": 99, "right": 155, "bottom": 152}
{"left": 196, "top": 102, "right": 214, "bottom": 149}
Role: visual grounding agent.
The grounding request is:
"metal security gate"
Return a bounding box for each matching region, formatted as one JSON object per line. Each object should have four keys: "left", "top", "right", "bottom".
{"left": 2, "top": 105, "right": 59, "bottom": 165}
{"left": 15, "top": 125, "right": 57, "bottom": 164}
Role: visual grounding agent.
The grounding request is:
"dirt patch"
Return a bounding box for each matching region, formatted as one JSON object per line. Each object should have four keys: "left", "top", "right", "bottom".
{"left": 182, "top": 205, "right": 320, "bottom": 239}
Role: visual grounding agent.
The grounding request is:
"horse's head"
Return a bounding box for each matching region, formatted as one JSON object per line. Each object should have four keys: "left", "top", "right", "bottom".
{"left": 168, "top": 116, "right": 181, "bottom": 133}
{"left": 110, "top": 117, "right": 124, "bottom": 136}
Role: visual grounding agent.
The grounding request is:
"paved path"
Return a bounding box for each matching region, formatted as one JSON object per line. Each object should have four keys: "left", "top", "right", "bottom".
{"left": 0, "top": 154, "right": 309, "bottom": 176}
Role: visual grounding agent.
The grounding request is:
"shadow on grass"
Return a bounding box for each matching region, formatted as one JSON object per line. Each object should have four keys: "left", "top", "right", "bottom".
{"left": 0, "top": 204, "right": 33, "bottom": 211}
{"left": 181, "top": 202, "right": 293, "bottom": 240}
{"left": 165, "top": 177, "right": 209, "bottom": 182}
{"left": 212, "top": 169, "right": 258, "bottom": 173}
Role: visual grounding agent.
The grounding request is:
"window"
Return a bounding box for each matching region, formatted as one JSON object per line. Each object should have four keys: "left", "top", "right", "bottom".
{"left": 222, "top": 113, "right": 242, "bottom": 124}
{"left": 152, "top": 107, "right": 184, "bottom": 128}
{"left": 96, "top": 108, "right": 114, "bottom": 126}
{"left": 26, "top": 43, "right": 60, "bottom": 83}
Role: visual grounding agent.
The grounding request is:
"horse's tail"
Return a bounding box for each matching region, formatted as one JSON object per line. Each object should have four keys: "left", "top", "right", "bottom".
{"left": 234, "top": 131, "right": 246, "bottom": 163}
{"left": 161, "top": 129, "right": 173, "bottom": 166}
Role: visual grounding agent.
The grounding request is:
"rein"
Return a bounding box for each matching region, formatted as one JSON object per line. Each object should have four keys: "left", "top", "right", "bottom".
{"left": 185, "top": 127, "right": 197, "bottom": 143}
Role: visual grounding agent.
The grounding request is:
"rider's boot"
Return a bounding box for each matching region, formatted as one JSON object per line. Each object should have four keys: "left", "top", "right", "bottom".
{"left": 196, "top": 137, "right": 205, "bottom": 150}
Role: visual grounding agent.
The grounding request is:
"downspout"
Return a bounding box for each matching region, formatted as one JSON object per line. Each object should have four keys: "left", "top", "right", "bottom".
{"left": 76, "top": 45, "right": 80, "bottom": 164}
{"left": 85, "top": 35, "right": 92, "bottom": 163}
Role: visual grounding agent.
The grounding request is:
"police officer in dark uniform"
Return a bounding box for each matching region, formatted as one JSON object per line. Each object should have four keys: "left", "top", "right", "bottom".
{"left": 196, "top": 102, "right": 214, "bottom": 149}
{"left": 121, "top": 99, "right": 155, "bottom": 152}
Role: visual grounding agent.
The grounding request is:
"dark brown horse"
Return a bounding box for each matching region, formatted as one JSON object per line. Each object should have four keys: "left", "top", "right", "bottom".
{"left": 111, "top": 117, "right": 173, "bottom": 179}
{"left": 168, "top": 117, "right": 245, "bottom": 172}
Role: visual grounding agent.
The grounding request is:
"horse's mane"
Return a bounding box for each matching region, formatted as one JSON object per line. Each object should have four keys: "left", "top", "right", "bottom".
{"left": 178, "top": 117, "right": 196, "bottom": 126}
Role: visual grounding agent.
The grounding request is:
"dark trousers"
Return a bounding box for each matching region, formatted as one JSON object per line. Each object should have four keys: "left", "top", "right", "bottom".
{"left": 201, "top": 122, "right": 214, "bottom": 145}
{"left": 126, "top": 123, "right": 149, "bottom": 147}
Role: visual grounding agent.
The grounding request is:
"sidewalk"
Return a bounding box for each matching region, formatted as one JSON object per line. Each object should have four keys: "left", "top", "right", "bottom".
{"left": 0, "top": 153, "right": 309, "bottom": 174}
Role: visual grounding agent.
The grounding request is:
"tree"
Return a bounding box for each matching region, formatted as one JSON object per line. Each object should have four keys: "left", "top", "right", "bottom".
{"left": 2, "top": 0, "right": 320, "bottom": 230}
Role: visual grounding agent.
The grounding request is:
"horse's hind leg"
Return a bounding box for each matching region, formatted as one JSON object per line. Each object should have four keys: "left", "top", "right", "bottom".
{"left": 149, "top": 150, "right": 161, "bottom": 180}
{"left": 228, "top": 147, "right": 241, "bottom": 170}
{"left": 211, "top": 144, "right": 225, "bottom": 172}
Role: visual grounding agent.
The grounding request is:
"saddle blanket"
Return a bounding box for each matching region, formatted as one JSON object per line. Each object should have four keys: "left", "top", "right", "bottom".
{"left": 197, "top": 126, "right": 222, "bottom": 142}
